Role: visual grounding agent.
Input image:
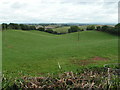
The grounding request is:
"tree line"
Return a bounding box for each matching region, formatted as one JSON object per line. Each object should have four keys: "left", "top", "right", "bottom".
{"left": 1, "top": 23, "right": 66, "bottom": 35}
{"left": 2, "top": 23, "right": 36, "bottom": 30}
{"left": 2, "top": 23, "right": 120, "bottom": 36}
{"left": 68, "top": 24, "right": 120, "bottom": 36}
{"left": 95, "top": 24, "right": 120, "bottom": 36}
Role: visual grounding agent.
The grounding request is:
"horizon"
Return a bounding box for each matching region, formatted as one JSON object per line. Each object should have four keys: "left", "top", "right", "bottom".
{"left": 0, "top": 22, "right": 117, "bottom": 25}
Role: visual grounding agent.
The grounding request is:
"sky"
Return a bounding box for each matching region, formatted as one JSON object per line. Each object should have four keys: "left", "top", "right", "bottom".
{"left": 0, "top": 0, "right": 119, "bottom": 24}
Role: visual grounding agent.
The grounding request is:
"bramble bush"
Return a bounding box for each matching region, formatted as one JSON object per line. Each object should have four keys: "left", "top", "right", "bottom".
{"left": 2, "top": 66, "right": 120, "bottom": 89}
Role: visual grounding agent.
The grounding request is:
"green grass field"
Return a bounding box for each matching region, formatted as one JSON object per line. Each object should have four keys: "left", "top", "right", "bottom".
{"left": 53, "top": 26, "right": 70, "bottom": 33}
{"left": 3, "top": 30, "right": 118, "bottom": 77}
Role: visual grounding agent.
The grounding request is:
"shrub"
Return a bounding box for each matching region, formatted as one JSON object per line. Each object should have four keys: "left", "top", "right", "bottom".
{"left": 45, "top": 29, "right": 53, "bottom": 33}
{"left": 2, "top": 23, "right": 8, "bottom": 30}
{"left": 52, "top": 31, "right": 58, "bottom": 34}
{"left": 68, "top": 26, "right": 80, "bottom": 33}
{"left": 95, "top": 24, "right": 120, "bottom": 36}
{"left": 19, "top": 24, "right": 30, "bottom": 30}
{"left": 86, "top": 25, "right": 95, "bottom": 30}
{"left": 96, "top": 26, "right": 101, "bottom": 31}
{"left": 2, "top": 67, "right": 120, "bottom": 89}
{"left": 8, "top": 23, "right": 20, "bottom": 30}
{"left": 38, "top": 27, "right": 45, "bottom": 31}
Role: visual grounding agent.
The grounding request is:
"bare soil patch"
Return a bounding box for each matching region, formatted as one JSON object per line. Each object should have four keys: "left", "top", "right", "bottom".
{"left": 91, "top": 56, "right": 108, "bottom": 61}
{"left": 7, "top": 45, "right": 13, "bottom": 48}
{"left": 72, "top": 56, "right": 109, "bottom": 66}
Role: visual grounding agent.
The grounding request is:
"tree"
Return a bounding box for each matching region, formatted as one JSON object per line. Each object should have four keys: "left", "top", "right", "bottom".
{"left": 52, "top": 31, "right": 58, "bottom": 34}
{"left": 19, "top": 24, "right": 32, "bottom": 30}
{"left": 68, "top": 26, "right": 80, "bottom": 33}
{"left": 8, "top": 23, "right": 20, "bottom": 29}
{"left": 38, "top": 27, "right": 45, "bottom": 31}
{"left": 95, "top": 24, "right": 119, "bottom": 36}
{"left": 29, "top": 26, "right": 36, "bottom": 30}
{"left": 96, "top": 26, "right": 101, "bottom": 31}
{"left": 101, "top": 25, "right": 109, "bottom": 32}
{"left": 86, "top": 25, "right": 95, "bottom": 30}
{"left": 2, "top": 23, "right": 8, "bottom": 30}
{"left": 19, "top": 24, "right": 27, "bottom": 30}
{"left": 115, "top": 23, "right": 120, "bottom": 29}
{"left": 115, "top": 23, "right": 120, "bottom": 35}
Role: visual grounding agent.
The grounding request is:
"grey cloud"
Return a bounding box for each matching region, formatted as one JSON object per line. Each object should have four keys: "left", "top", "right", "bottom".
{"left": 105, "top": 0, "right": 119, "bottom": 2}
{"left": 118, "top": 1, "right": 120, "bottom": 23}
{"left": 60, "top": 0, "right": 119, "bottom": 4}
{"left": 2, "top": 1, "right": 10, "bottom": 5}
{"left": 11, "top": 2, "right": 27, "bottom": 9}
{"left": 0, "top": 0, "right": 118, "bottom": 23}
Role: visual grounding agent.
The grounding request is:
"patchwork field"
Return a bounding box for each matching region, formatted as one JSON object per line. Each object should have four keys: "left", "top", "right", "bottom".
{"left": 3, "top": 30, "right": 118, "bottom": 77}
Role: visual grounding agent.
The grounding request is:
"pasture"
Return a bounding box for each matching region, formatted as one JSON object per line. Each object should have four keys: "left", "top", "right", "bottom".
{"left": 2, "top": 29, "right": 118, "bottom": 77}
{"left": 53, "top": 26, "right": 70, "bottom": 33}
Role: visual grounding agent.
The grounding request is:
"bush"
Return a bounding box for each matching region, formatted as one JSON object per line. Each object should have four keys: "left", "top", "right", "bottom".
{"left": 38, "top": 27, "right": 45, "bottom": 31}
{"left": 101, "top": 25, "right": 109, "bottom": 32}
{"left": 86, "top": 25, "right": 95, "bottom": 30}
{"left": 19, "top": 24, "right": 36, "bottom": 30}
{"left": 115, "top": 23, "right": 120, "bottom": 35}
{"left": 29, "top": 26, "right": 36, "bottom": 30}
{"left": 52, "top": 31, "right": 58, "bottom": 34}
{"left": 2, "top": 23, "right": 36, "bottom": 30}
{"left": 19, "top": 24, "right": 30, "bottom": 30}
{"left": 68, "top": 26, "right": 80, "bottom": 33}
{"left": 45, "top": 29, "right": 53, "bottom": 33}
{"left": 2, "top": 23, "right": 8, "bottom": 30}
{"left": 8, "top": 23, "right": 20, "bottom": 30}
{"left": 2, "top": 67, "right": 120, "bottom": 89}
{"left": 96, "top": 26, "right": 101, "bottom": 31}
{"left": 95, "top": 24, "right": 120, "bottom": 36}
{"left": 81, "top": 28, "right": 84, "bottom": 31}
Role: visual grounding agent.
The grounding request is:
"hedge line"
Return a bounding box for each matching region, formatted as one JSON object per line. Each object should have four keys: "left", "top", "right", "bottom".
{"left": 95, "top": 24, "right": 120, "bottom": 36}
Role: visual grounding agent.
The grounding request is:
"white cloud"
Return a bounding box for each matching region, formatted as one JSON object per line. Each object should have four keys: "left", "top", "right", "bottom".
{"left": 0, "top": 0, "right": 119, "bottom": 24}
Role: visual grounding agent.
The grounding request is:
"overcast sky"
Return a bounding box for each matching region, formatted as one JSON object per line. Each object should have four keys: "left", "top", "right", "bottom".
{"left": 0, "top": 0, "right": 119, "bottom": 24}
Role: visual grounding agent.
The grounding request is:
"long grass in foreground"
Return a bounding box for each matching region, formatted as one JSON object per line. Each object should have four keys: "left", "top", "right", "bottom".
{"left": 2, "top": 66, "right": 120, "bottom": 89}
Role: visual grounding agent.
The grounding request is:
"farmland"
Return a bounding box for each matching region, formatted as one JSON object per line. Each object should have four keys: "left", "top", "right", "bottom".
{"left": 3, "top": 29, "right": 118, "bottom": 78}
{"left": 1, "top": 0, "right": 119, "bottom": 89}
{"left": 53, "top": 26, "right": 70, "bottom": 33}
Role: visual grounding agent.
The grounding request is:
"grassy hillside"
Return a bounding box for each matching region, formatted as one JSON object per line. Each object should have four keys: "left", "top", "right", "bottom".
{"left": 3, "top": 30, "right": 118, "bottom": 77}
{"left": 53, "top": 26, "right": 70, "bottom": 33}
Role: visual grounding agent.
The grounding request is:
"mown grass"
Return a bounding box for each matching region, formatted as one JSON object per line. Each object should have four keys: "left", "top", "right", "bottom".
{"left": 3, "top": 29, "right": 118, "bottom": 77}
